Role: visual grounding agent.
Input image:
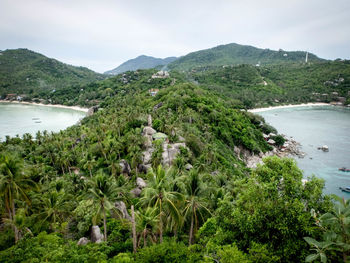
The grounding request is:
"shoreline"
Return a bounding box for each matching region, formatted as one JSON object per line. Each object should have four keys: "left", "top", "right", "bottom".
{"left": 248, "top": 102, "right": 330, "bottom": 113}
{"left": 0, "top": 100, "right": 89, "bottom": 113}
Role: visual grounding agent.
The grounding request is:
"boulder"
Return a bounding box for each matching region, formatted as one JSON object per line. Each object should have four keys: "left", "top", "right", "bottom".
{"left": 143, "top": 148, "right": 154, "bottom": 165}
{"left": 136, "top": 177, "right": 147, "bottom": 188}
{"left": 119, "top": 160, "right": 131, "bottom": 175}
{"left": 115, "top": 201, "right": 132, "bottom": 221}
{"left": 185, "top": 163, "right": 193, "bottom": 170}
{"left": 130, "top": 187, "right": 142, "bottom": 197}
{"left": 143, "top": 126, "right": 156, "bottom": 136}
{"left": 91, "top": 226, "right": 104, "bottom": 243}
{"left": 144, "top": 135, "right": 153, "bottom": 148}
{"left": 153, "top": 102, "right": 163, "bottom": 111}
{"left": 267, "top": 139, "right": 276, "bottom": 145}
{"left": 77, "top": 237, "right": 90, "bottom": 246}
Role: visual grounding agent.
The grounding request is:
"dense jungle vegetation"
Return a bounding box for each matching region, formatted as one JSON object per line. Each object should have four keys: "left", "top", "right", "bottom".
{"left": 1, "top": 68, "right": 350, "bottom": 263}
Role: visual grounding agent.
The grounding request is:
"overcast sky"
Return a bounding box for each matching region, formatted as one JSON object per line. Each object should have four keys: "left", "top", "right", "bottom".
{"left": 1, "top": 0, "right": 349, "bottom": 73}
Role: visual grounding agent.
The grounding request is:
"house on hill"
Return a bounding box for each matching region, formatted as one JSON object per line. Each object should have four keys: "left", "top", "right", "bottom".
{"left": 149, "top": 89, "right": 159, "bottom": 96}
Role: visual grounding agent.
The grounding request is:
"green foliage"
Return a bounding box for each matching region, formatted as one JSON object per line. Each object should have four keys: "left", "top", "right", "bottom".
{"left": 271, "top": 135, "right": 285, "bottom": 147}
{"left": 199, "top": 157, "right": 330, "bottom": 262}
{"left": 134, "top": 241, "right": 195, "bottom": 263}
{"left": 0, "top": 232, "right": 111, "bottom": 263}
{"left": 304, "top": 195, "right": 350, "bottom": 262}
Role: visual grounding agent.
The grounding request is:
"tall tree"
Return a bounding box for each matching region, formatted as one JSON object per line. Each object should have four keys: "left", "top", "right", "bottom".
{"left": 141, "top": 165, "right": 182, "bottom": 243}
{"left": 87, "top": 171, "right": 124, "bottom": 242}
{"left": 181, "top": 169, "right": 211, "bottom": 245}
{"left": 0, "top": 154, "right": 35, "bottom": 242}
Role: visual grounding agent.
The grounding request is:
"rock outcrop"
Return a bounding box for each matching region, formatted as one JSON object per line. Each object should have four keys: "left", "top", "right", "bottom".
{"left": 91, "top": 225, "right": 104, "bottom": 243}
{"left": 115, "top": 201, "right": 132, "bottom": 221}
{"left": 119, "top": 160, "right": 131, "bottom": 175}
{"left": 136, "top": 177, "right": 147, "bottom": 188}
{"left": 77, "top": 237, "right": 90, "bottom": 246}
{"left": 162, "top": 142, "right": 186, "bottom": 166}
{"left": 235, "top": 135, "right": 304, "bottom": 169}
{"left": 130, "top": 187, "right": 142, "bottom": 197}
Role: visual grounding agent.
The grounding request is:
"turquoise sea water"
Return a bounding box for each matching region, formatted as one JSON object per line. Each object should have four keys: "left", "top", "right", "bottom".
{"left": 258, "top": 106, "right": 350, "bottom": 197}
{"left": 0, "top": 103, "right": 86, "bottom": 141}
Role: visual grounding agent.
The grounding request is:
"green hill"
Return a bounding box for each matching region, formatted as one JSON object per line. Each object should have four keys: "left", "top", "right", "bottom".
{"left": 0, "top": 64, "right": 339, "bottom": 262}
{"left": 190, "top": 61, "right": 350, "bottom": 108}
{"left": 168, "top": 43, "right": 324, "bottom": 71}
{"left": 0, "top": 48, "right": 104, "bottom": 98}
{"left": 104, "top": 55, "right": 177, "bottom": 75}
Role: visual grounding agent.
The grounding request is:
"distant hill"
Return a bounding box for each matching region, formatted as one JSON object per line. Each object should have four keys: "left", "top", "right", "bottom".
{"left": 0, "top": 48, "right": 104, "bottom": 96}
{"left": 104, "top": 55, "right": 177, "bottom": 75}
{"left": 168, "top": 43, "right": 324, "bottom": 71}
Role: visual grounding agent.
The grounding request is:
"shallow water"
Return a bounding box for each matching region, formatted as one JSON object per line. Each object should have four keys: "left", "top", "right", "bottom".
{"left": 258, "top": 105, "right": 350, "bottom": 197}
{"left": 0, "top": 103, "right": 86, "bottom": 141}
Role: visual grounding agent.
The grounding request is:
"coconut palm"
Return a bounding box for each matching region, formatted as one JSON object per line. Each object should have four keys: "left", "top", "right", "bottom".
{"left": 140, "top": 165, "right": 182, "bottom": 243}
{"left": 36, "top": 189, "right": 73, "bottom": 231}
{"left": 136, "top": 207, "right": 159, "bottom": 247}
{"left": 0, "top": 154, "right": 36, "bottom": 242}
{"left": 181, "top": 169, "right": 212, "bottom": 245}
{"left": 87, "top": 171, "right": 125, "bottom": 241}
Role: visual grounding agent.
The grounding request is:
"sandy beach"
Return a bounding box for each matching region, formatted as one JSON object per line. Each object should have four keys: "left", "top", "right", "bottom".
{"left": 0, "top": 100, "right": 89, "bottom": 113}
{"left": 248, "top": 103, "right": 330, "bottom": 113}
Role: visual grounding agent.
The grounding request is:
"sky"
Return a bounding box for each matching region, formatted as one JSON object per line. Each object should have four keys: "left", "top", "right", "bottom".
{"left": 1, "top": 0, "right": 349, "bottom": 73}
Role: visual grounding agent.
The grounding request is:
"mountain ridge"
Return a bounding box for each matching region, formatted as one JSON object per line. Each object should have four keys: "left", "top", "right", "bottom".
{"left": 168, "top": 43, "right": 325, "bottom": 71}
{"left": 104, "top": 55, "right": 177, "bottom": 75}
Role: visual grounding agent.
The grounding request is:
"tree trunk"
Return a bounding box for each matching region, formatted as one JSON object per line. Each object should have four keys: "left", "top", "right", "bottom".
{"left": 131, "top": 205, "right": 137, "bottom": 253}
{"left": 143, "top": 230, "right": 147, "bottom": 247}
{"left": 159, "top": 215, "right": 163, "bottom": 243}
{"left": 12, "top": 199, "right": 19, "bottom": 243}
{"left": 103, "top": 204, "right": 107, "bottom": 242}
{"left": 189, "top": 212, "right": 194, "bottom": 245}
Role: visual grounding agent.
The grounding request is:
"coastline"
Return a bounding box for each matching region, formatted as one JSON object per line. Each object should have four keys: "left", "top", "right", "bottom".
{"left": 0, "top": 100, "right": 89, "bottom": 113}
{"left": 248, "top": 102, "right": 330, "bottom": 113}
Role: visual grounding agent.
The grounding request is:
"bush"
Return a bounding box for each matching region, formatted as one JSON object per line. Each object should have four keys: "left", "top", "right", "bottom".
{"left": 134, "top": 241, "right": 191, "bottom": 263}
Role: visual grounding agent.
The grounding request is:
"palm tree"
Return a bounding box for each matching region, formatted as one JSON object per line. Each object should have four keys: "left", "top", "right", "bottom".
{"left": 87, "top": 171, "right": 125, "bottom": 242}
{"left": 136, "top": 207, "right": 159, "bottom": 247}
{"left": 181, "top": 169, "right": 212, "bottom": 245}
{"left": 36, "top": 189, "right": 73, "bottom": 231}
{"left": 140, "top": 165, "right": 182, "bottom": 243}
{"left": 0, "top": 154, "right": 35, "bottom": 242}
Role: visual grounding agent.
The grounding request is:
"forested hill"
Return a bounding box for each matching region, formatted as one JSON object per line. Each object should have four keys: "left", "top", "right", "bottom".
{"left": 0, "top": 68, "right": 344, "bottom": 262}
{"left": 0, "top": 48, "right": 104, "bottom": 97}
{"left": 104, "top": 55, "right": 177, "bottom": 75}
{"left": 168, "top": 43, "right": 324, "bottom": 71}
{"left": 188, "top": 60, "right": 350, "bottom": 108}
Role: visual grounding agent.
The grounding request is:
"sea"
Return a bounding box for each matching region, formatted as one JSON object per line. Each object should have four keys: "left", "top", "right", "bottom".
{"left": 0, "top": 103, "right": 86, "bottom": 141}
{"left": 257, "top": 105, "right": 350, "bottom": 197}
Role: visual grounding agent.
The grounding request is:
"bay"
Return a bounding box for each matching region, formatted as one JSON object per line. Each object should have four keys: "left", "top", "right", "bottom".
{"left": 258, "top": 105, "right": 350, "bottom": 197}
{"left": 0, "top": 102, "right": 86, "bottom": 141}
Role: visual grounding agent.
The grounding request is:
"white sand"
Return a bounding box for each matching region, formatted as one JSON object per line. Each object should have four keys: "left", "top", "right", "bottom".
{"left": 248, "top": 103, "right": 330, "bottom": 113}
{"left": 0, "top": 100, "right": 89, "bottom": 113}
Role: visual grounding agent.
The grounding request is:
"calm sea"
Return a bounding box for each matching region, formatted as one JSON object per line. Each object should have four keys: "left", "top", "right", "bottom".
{"left": 0, "top": 103, "right": 86, "bottom": 141}
{"left": 258, "top": 105, "right": 350, "bottom": 197}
